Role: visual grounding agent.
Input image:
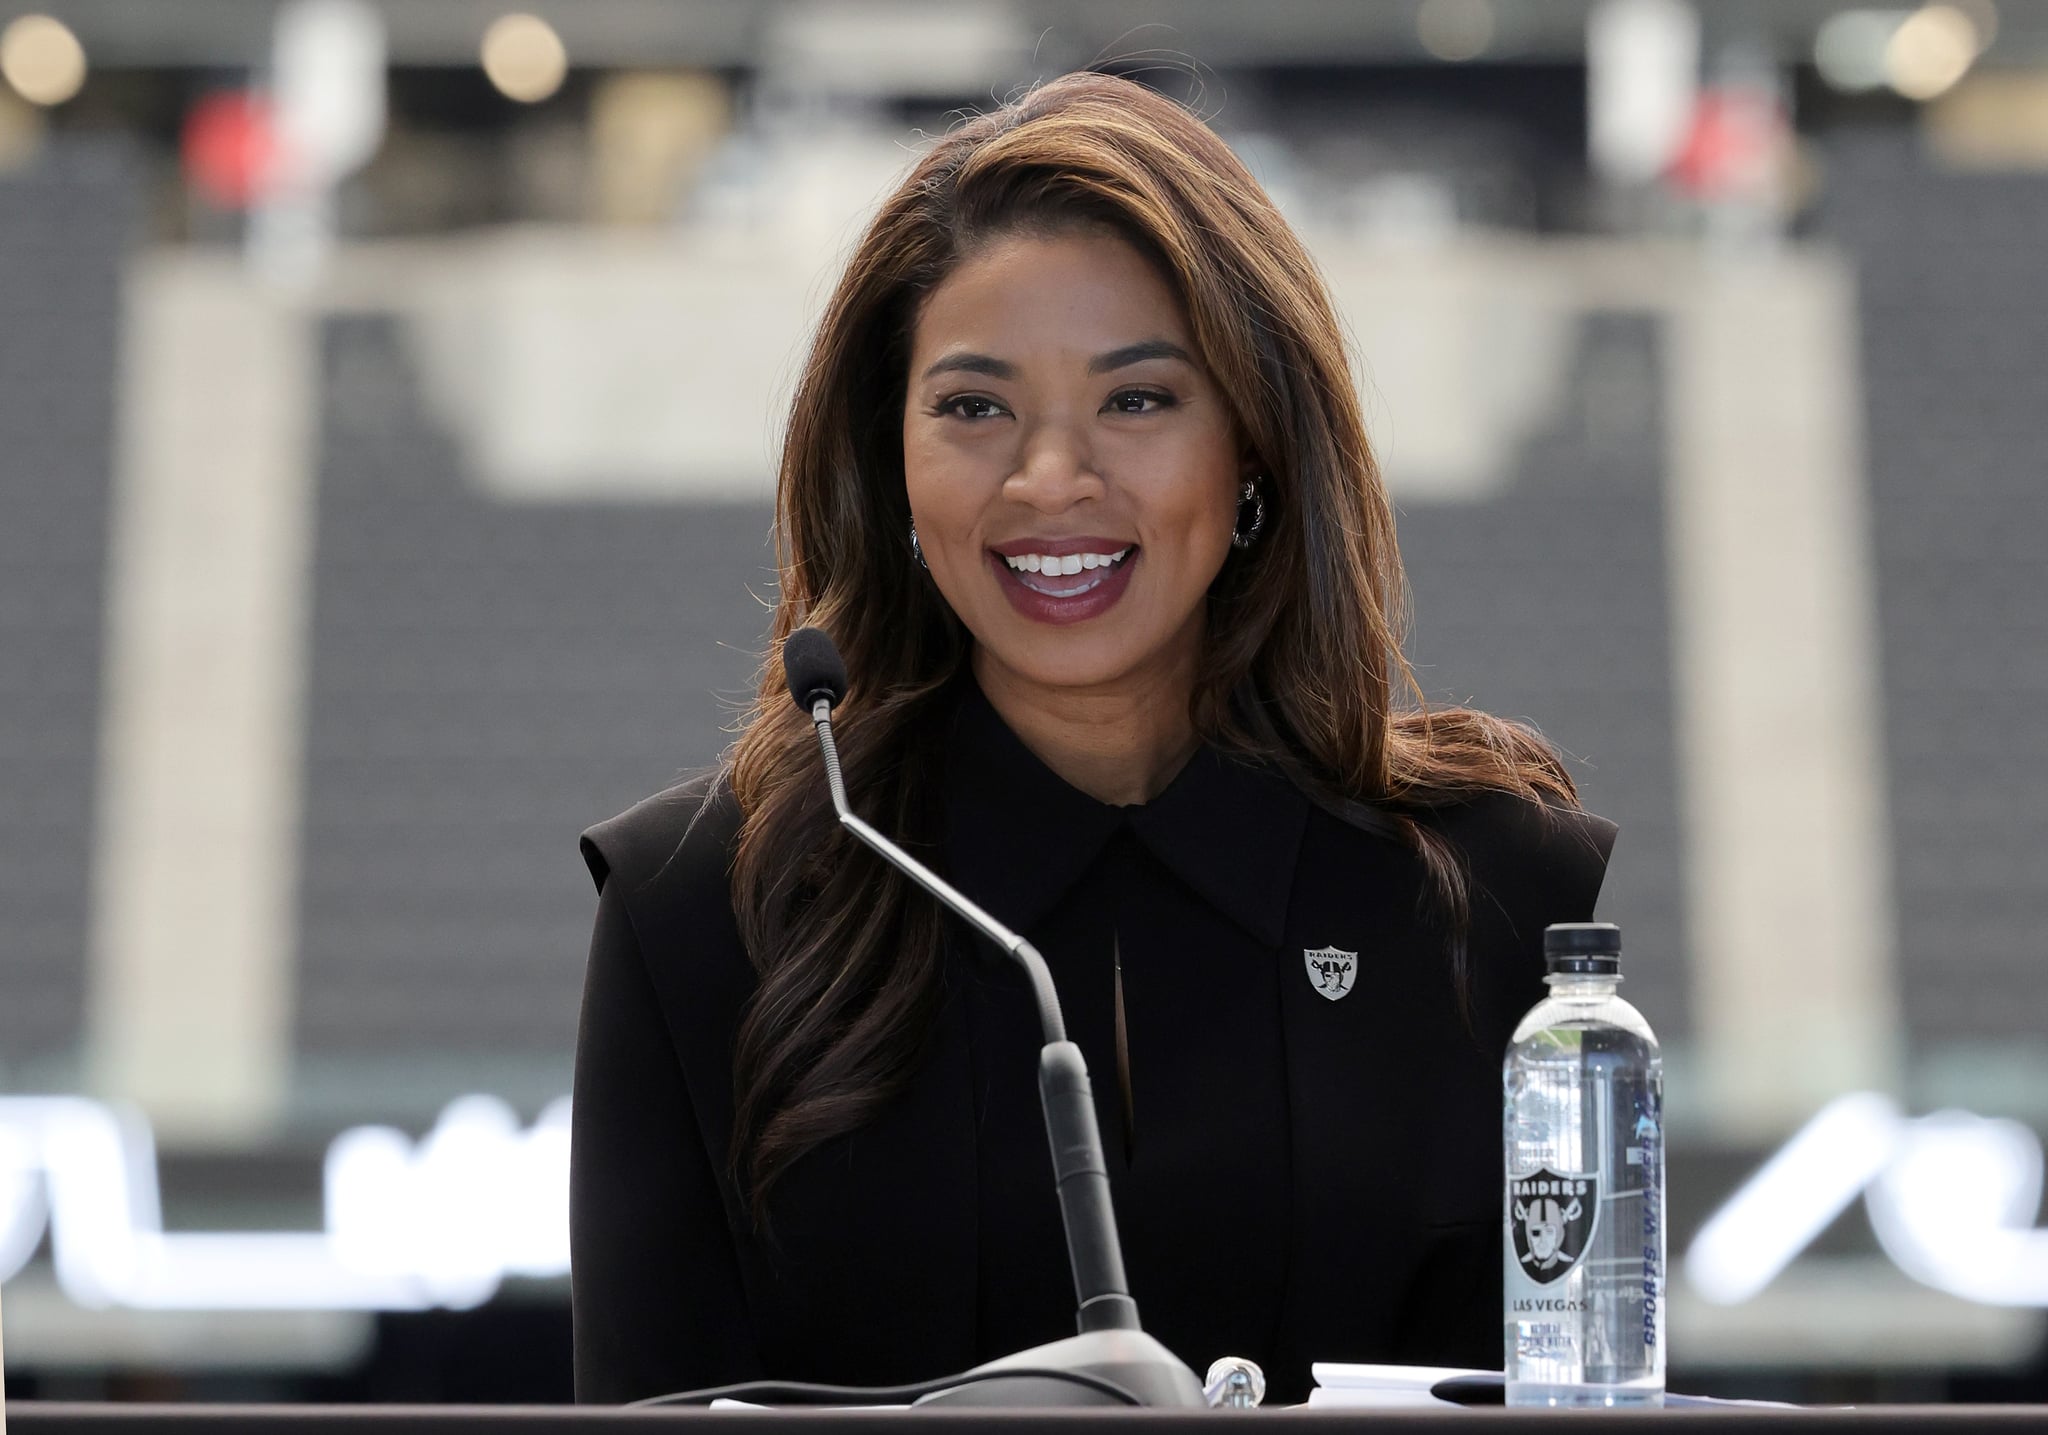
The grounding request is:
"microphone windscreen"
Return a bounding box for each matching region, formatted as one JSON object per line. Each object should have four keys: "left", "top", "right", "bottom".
{"left": 783, "top": 626, "right": 849, "bottom": 712}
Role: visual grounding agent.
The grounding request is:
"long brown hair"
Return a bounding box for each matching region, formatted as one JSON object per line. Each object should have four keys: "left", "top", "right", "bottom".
{"left": 724, "top": 71, "right": 1576, "bottom": 1215}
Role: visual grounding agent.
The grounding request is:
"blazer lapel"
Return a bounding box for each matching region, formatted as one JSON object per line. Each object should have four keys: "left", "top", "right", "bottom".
{"left": 1269, "top": 812, "right": 1446, "bottom": 1365}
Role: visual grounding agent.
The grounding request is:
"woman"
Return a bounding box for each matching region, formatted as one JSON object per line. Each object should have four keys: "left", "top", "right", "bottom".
{"left": 571, "top": 71, "right": 1614, "bottom": 1406}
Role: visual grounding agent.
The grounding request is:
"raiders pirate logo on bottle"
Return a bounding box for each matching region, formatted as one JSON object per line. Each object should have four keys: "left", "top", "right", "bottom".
{"left": 1507, "top": 1167, "right": 1599, "bottom": 1285}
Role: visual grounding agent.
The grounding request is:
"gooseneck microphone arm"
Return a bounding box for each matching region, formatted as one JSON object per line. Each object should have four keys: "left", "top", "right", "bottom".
{"left": 798, "top": 683, "right": 1140, "bottom": 1336}
{"left": 780, "top": 625, "right": 1145, "bottom": 1339}
{"left": 806, "top": 701, "right": 1071, "bottom": 1048}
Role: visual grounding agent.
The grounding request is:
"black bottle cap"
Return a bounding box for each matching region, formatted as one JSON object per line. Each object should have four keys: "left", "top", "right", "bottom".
{"left": 1544, "top": 922, "right": 1621, "bottom": 974}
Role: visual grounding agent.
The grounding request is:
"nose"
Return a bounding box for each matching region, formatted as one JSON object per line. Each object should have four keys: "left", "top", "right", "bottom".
{"left": 1004, "top": 416, "right": 1103, "bottom": 513}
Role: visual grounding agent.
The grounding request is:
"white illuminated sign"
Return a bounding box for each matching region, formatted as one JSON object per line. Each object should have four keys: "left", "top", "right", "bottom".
{"left": 0, "top": 1095, "right": 568, "bottom": 1310}
{"left": 1687, "top": 1093, "right": 2048, "bottom": 1307}
{"left": 6, "top": 1089, "right": 2042, "bottom": 1313}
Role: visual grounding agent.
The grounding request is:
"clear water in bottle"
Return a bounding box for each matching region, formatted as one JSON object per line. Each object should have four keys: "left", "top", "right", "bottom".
{"left": 1503, "top": 922, "right": 1664, "bottom": 1408}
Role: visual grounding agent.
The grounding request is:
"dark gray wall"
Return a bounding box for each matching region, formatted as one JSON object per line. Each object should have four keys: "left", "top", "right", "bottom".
{"left": 0, "top": 140, "right": 135, "bottom": 1071}
{"left": 1402, "top": 313, "right": 1688, "bottom": 1036}
{"left": 292, "top": 314, "right": 771, "bottom": 1067}
{"left": 1815, "top": 127, "right": 2048, "bottom": 1046}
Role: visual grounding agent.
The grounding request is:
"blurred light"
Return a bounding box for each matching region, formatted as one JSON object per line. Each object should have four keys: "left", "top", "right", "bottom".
{"left": 1666, "top": 85, "right": 1788, "bottom": 201}
{"left": 1688, "top": 1093, "right": 2048, "bottom": 1309}
{"left": 0, "top": 14, "right": 87, "bottom": 107}
{"left": 1887, "top": 5, "right": 1982, "bottom": 101}
{"left": 182, "top": 91, "right": 280, "bottom": 209}
{"left": 1815, "top": 11, "right": 1910, "bottom": 93}
{"left": 1587, "top": 0, "right": 1701, "bottom": 184}
{"left": 1866, "top": 1111, "right": 2048, "bottom": 1307}
{"left": 0, "top": 1095, "right": 569, "bottom": 1311}
{"left": 1417, "top": 0, "right": 1496, "bottom": 62}
{"left": 1685, "top": 1093, "right": 1901, "bottom": 1305}
{"left": 481, "top": 13, "right": 567, "bottom": 104}
{"left": 246, "top": 0, "right": 388, "bottom": 287}
{"left": 1925, "top": 69, "right": 2048, "bottom": 171}
{"left": 273, "top": 0, "right": 387, "bottom": 185}
{"left": 0, "top": 1121, "right": 46, "bottom": 1279}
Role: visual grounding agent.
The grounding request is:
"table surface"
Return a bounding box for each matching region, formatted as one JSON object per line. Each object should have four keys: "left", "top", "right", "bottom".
{"left": 11, "top": 1404, "right": 2048, "bottom": 1433}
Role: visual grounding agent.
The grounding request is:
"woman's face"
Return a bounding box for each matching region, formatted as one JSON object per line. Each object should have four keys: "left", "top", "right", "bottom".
{"left": 902, "top": 228, "right": 1246, "bottom": 697}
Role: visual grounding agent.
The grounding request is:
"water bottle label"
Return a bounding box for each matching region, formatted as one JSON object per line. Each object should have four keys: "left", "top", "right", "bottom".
{"left": 1507, "top": 1168, "right": 1599, "bottom": 1285}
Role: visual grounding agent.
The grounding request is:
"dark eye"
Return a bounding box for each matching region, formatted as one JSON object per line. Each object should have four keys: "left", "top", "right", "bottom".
{"left": 1106, "top": 388, "right": 1175, "bottom": 415}
{"left": 936, "top": 394, "right": 1006, "bottom": 420}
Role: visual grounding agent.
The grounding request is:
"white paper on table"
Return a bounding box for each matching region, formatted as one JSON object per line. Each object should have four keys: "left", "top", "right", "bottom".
{"left": 1306, "top": 1362, "right": 1491, "bottom": 1408}
{"left": 1305, "top": 1388, "right": 1457, "bottom": 1409}
{"left": 707, "top": 1400, "right": 912, "bottom": 1411}
{"left": 1311, "top": 1365, "right": 1807, "bottom": 1412}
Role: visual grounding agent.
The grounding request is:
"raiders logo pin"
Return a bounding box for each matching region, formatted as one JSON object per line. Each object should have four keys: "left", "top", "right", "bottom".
{"left": 1304, "top": 945, "right": 1357, "bottom": 1001}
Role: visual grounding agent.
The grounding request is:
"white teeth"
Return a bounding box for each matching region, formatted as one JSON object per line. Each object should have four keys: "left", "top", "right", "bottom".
{"left": 1000, "top": 547, "right": 1132, "bottom": 576}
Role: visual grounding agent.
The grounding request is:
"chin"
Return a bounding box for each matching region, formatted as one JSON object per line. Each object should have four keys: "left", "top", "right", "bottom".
{"left": 978, "top": 624, "right": 1171, "bottom": 694}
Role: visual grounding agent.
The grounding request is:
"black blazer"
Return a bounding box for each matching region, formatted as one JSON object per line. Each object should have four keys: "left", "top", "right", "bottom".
{"left": 570, "top": 689, "right": 1615, "bottom": 1406}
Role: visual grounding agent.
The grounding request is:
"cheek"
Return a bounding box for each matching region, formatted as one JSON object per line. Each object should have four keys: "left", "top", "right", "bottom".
{"left": 901, "top": 426, "right": 955, "bottom": 524}
{"left": 902, "top": 424, "right": 997, "bottom": 566}
{"left": 1145, "top": 438, "right": 1240, "bottom": 562}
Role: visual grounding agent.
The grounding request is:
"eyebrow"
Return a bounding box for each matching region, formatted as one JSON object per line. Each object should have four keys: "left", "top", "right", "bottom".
{"left": 918, "top": 339, "right": 1196, "bottom": 383}
{"left": 1087, "top": 339, "right": 1195, "bottom": 374}
{"left": 920, "top": 352, "right": 1017, "bottom": 381}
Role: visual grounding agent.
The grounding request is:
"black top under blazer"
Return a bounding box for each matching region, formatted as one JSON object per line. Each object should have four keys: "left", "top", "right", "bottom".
{"left": 570, "top": 678, "right": 1616, "bottom": 1405}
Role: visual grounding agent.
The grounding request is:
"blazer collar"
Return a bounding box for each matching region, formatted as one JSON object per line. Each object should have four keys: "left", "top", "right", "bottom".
{"left": 939, "top": 675, "right": 1312, "bottom": 947}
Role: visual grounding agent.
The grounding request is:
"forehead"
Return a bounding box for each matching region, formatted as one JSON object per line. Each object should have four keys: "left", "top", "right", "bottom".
{"left": 909, "top": 229, "right": 1191, "bottom": 363}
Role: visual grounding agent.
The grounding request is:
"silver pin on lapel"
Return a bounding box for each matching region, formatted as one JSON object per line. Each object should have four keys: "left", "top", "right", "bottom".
{"left": 1304, "top": 945, "right": 1357, "bottom": 1001}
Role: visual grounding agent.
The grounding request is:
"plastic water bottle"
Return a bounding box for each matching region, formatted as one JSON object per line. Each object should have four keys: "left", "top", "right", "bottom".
{"left": 1502, "top": 922, "right": 1664, "bottom": 1407}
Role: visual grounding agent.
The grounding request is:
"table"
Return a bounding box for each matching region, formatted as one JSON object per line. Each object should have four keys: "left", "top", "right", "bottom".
{"left": 11, "top": 1405, "right": 2048, "bottom": 1433}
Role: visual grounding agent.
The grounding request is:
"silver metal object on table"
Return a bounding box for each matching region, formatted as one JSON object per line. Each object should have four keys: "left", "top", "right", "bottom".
{"left": 1203, "top": 1356, "right": 1267, "bottom": 1409}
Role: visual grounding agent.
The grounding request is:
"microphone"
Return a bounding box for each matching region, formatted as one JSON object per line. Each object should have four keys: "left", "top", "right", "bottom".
{"left": 779, "top": 627, "right": 1204, "bottom": 1410}
{"left": 782, "top": 625, "right": 847, "bottom": 711}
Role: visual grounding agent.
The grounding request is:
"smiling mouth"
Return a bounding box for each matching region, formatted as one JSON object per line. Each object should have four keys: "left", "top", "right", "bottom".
{"left": 996, "top": 546, "right": 1136, "bottom": 597}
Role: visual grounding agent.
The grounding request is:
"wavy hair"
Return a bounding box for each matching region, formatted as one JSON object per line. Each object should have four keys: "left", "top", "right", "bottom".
{"left": 724, "top": 71, "right": 1576, "bottom": 1217}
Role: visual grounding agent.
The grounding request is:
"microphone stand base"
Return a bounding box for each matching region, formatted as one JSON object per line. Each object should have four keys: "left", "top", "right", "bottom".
{"left": 913, "top": 1329, "right": 1207, "bottom": 1409}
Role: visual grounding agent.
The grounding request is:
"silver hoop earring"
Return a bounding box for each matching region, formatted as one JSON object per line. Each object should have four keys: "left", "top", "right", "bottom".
{"left": 1232, "top": 478, "right": 1266, "bottom": 550}
{"left": 910, "top": 520, "right": 929, "bottom": 571}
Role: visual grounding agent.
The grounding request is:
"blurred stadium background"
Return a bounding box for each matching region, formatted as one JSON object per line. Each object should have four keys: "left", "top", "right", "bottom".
{"left": 1, "top": 0, "right": 2045, "bottom": 1406}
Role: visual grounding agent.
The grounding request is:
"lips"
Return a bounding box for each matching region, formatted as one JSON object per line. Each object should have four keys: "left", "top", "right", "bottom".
{"left": 986, "top": 541, "right": 1140, "bottom": 626}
